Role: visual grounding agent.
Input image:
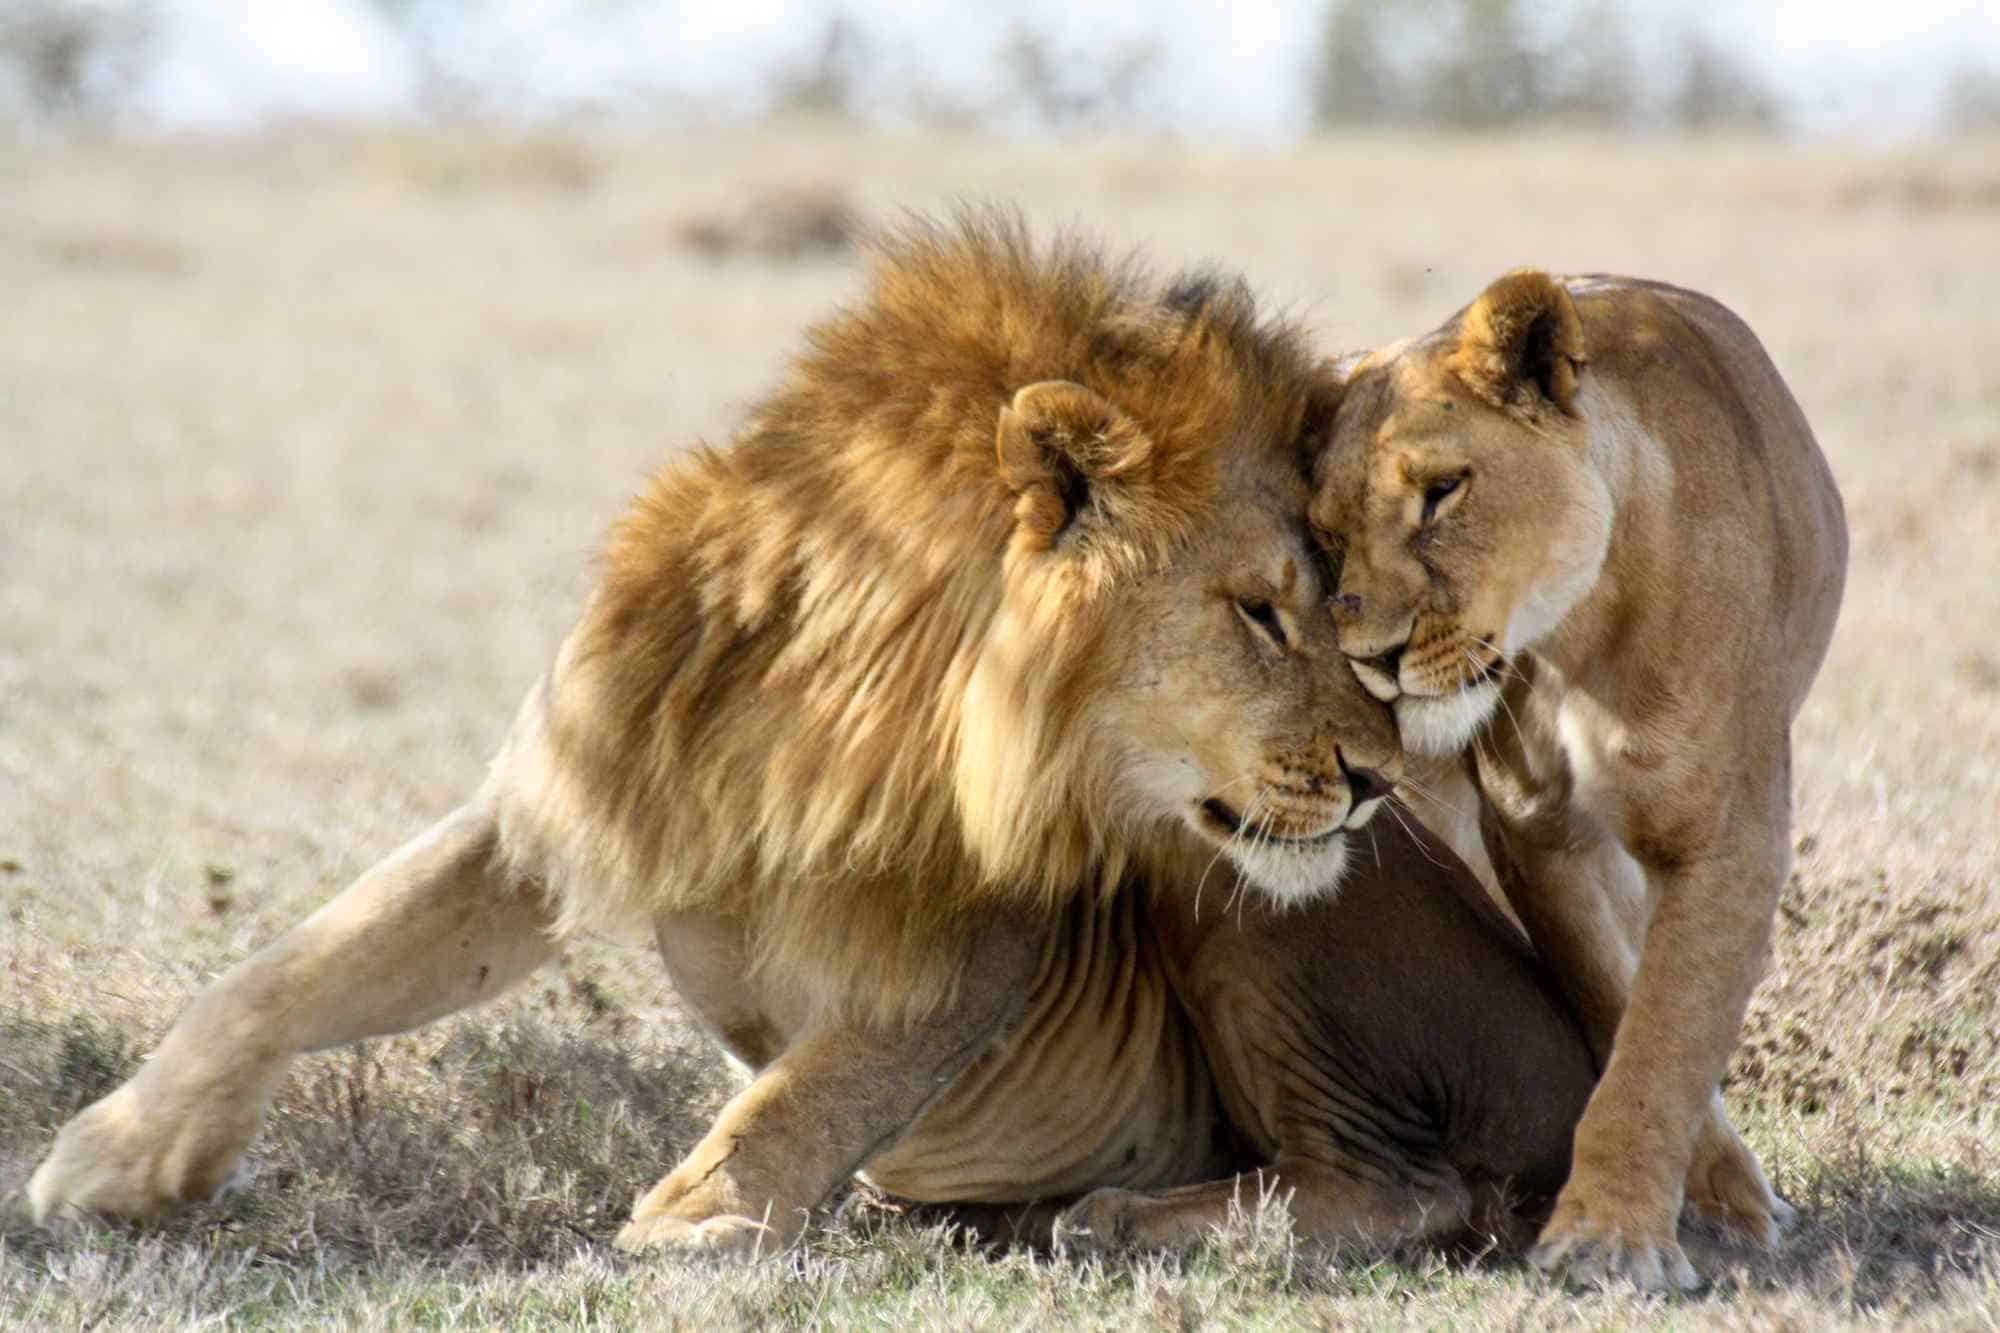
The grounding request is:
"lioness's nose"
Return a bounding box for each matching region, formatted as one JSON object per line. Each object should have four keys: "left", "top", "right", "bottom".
{"left": 1336, "top": 750, "right": 1394, "bottom": 806}
{"left": 1355, "top": 643, "right": 1404, "bottom": 681}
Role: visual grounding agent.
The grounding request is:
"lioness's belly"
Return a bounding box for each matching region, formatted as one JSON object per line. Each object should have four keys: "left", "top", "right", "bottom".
{"left": 864, "top": 894, "right": 1235, "bottom": 1203}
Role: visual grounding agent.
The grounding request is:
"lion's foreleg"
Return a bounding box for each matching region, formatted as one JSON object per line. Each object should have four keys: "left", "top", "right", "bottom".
{"left": 29, "top": 802, "right": 555, "bottom": 1223}
{"left": 616, "top": 914, "right": 1041, "bottom": 1259}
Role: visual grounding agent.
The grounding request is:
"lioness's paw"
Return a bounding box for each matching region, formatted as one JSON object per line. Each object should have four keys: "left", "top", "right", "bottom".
{"left": 1683, "top": 1124, "right": 1794, "bottom": 1248}
{"left": 29, "top": 1085, "right": 248, "bottom": 1224}
{"left": 614, "top": 1211, "right": 784, "bottom": 1260}
{"left": 1530, "top": 1201, "right": 1699, "bottom": 1293}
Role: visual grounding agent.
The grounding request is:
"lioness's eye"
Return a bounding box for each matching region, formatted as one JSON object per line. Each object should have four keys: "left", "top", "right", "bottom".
{"left": 1421, "top": 474, "right": 1466, "bottom": 525}
{"left": 1236, "top": 598, "right": 1288, "bottom": 649}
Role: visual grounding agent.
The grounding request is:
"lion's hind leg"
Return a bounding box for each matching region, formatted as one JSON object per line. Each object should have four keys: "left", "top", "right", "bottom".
{"left": 29, "top": 802, "right": 556, "bottom": 1224}
{"left": 616, "top": 1024, "right": 1017, "bottom": 1259}
{"left": 1056, "top": 1158, "right": 1473, "bottom": 1256}
{"left": 616, "top": 915, "right": 1042, "bottom": 1260}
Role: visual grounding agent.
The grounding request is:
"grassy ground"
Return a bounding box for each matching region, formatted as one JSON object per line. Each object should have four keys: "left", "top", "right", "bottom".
{"left": 2, "top": 123, "right": 1997, "bottom": 1328}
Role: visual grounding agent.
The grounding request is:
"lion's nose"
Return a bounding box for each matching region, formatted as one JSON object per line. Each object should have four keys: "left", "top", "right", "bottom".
{"left": 1336, "top": 750, "right": 1395, "bottom": 806}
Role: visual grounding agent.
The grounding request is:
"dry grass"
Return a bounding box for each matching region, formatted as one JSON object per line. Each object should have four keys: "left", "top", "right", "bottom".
{"left": 2, "top": 123, "right": 1998, "bottom": 1328}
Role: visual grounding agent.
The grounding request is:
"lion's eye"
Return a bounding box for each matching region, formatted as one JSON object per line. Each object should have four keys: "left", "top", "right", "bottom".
{"left": 1236, "top": 598, "right": 1288, "bottom": 649}
{"left": 1421, "top": 474, "right": 1466, "bottom": 525}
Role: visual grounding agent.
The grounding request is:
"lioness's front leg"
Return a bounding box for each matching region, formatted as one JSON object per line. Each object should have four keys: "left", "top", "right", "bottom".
{"left": 29, "top": 803, "right": 555, "bottom": 1223}
{"left": 616, "top": 914, "right": 1041, "bottom": 1258}
{"left": 1488, "top": 769, "right": 1790, "bottom": 1290}
{"left": 1536, "top": 800, "right": 1787, "bottom": 1286}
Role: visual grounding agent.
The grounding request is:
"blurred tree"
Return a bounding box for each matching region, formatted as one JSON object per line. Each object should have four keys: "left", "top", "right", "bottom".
{"left": 997, "top": 23, "right": 1163, "bottom": 132}
{"left": 1309, "top": 0, "right": 1557, "bottom": 130}
{"left": 1421, "top": 0, "right": 1542, "bottom": 128}
{"left": 1941, "top": 61, "right": 2000, "bottom": 133}
{"left": 1541, "top": 0, "right": 1639, "bottom": 128}
{"left": 0, "top": 0, "right": 153, "bottom": 127}
{"left": 1312, "top": 0, "right": 1399, "bottom": 125}
{"left": 1672, "top": 29, "right": 1780, "bottom": 131}
{"left": 361, "top": 0, "right": 489, "bottom": 117}
{"left": 774, "top": 13, "right": 864, "bottom": 118}
{"left": 1308, "top": 0, "right": 1778, "bottom": 135}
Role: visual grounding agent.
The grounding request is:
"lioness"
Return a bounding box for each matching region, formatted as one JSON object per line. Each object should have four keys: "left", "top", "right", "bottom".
{"left": 31, "top": 217, "right": 1596, "bottom": 1257}
{"left": 1310, "top": 271, "right": 1847, "bottom": 1288}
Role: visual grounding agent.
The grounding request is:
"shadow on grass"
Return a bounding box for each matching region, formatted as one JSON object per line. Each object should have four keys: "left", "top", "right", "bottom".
{"left": 1686, "top": 1148, "right": 2000, "bottom": 1310}
{"left": 3, "top": 1009, "right": 1996, "bottom": 1319}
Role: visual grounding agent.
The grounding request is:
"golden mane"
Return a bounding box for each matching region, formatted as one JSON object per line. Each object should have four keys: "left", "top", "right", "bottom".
{"left": 490, "top": 210, "right": 1331, "bottom": 1020}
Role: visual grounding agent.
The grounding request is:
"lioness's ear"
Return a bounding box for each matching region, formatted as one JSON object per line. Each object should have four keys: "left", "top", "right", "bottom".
{"left": 995, "top": 380, "right": 1152, "bottom": 544}
{"left": 1448, "top": 270, "right": 1586, "bottom": 415}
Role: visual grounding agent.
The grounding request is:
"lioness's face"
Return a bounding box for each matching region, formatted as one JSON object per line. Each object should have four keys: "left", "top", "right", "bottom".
{"left": 1090, "top": 460, "right": 1404, "bottom": 906}
{"left": 1308, "top": 337, "right": 1612, "bottom": 757}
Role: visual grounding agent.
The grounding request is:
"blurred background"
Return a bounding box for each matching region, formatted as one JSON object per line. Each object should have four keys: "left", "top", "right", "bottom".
{"left": 3, "top": 0, "right": 2000, "bottom": 140}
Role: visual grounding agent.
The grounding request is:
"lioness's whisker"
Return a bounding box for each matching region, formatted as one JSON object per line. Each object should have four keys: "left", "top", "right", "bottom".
{"left": 1468, "top": 645, "right": 1529, "bottom": 745}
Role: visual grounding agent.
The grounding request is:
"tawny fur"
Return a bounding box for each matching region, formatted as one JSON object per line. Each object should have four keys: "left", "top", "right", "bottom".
{"left": 489, "top": 212, "right": 1344, "bottom": 1025}
{"left": 1311, "top": 269, "right": 1847, "bottom": 1289}
{"left": 31, "top": 217, "right": 1575, "bottom": 1262}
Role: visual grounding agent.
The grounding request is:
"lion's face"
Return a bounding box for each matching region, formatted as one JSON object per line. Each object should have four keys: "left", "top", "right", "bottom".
{"left": 962, "top": 379, "right": 1402, "bottom": 910}
{"left": 1309, "top": 273, "right": 1612, "bottom": 757}
{"left": 1093, "top": 471, "right": 1404, "bottom": 904}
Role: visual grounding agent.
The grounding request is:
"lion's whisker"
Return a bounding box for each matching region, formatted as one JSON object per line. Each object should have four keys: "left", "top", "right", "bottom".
{"left": 1221, "top": 785, "right": 1274, "bottom": 920}
{"left": 1192, "top": 770, "right": 1261, "bottom": 922}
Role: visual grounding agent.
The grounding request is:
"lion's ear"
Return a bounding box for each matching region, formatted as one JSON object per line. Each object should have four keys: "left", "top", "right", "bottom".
{"left": 1448, "top": 270, "right": 1586, "bottom": 415}
{"left": 1327, "top": 349, "right": 1374, "bottom": 381}
{"left": 995, "top": 380, "right": 1153, "bottom": 544}
{"left": 1300, "top": 359, "right": 1350, "bottom": 456}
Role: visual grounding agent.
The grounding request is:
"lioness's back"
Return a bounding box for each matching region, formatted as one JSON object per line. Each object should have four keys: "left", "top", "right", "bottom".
{"left": 1564, "top": 274, "right": 1848, "bottom": 709}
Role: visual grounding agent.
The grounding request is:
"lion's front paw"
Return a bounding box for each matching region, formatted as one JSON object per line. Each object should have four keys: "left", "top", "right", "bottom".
{"left": 1529, "top": 1192, "right": 1699, "bottom": 1292}
{"left": 1683, "top": 1120, "right": 1794, "bottom": 1248}
{"left": 29, "top": 1083, "right": 251, "bottom": 1224}
{"left": 614, "top": 1210, "right": 785, "bottom": 1259}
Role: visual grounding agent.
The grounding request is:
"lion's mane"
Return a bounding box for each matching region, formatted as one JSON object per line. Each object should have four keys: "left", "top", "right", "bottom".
{"left": 490, "top": 211, "right": 1329, "bottom": 1021}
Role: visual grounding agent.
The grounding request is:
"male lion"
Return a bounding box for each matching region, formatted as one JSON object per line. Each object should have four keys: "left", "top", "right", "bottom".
{"left": 1309, "top": 271, "right": 1847, "bottom": 1288}
{"left": 32, "top": 217, "right": 1597, "bottom": 1257}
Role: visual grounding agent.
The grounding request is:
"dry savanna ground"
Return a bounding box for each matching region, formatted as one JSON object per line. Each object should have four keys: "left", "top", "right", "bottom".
{"left": 2, "top": 124, "right": 1997, "bottom": 1329}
